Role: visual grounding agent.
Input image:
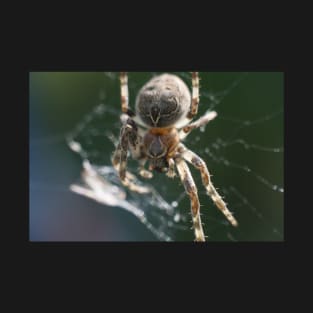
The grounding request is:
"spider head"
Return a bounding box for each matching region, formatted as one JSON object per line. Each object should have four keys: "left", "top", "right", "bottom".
{"left": 135, "top": 74, "right": 191, "bottom": 127}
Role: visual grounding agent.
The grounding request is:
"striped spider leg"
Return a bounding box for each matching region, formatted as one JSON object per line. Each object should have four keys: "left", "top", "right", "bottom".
{"left": 112, "top": 72, "right": 150, "bottom": 194}
{"left": 176, "top": 156, "right": 205, "bottom": 241}
{"left": 179, "top": 143, "right": 238, "bottom": 228}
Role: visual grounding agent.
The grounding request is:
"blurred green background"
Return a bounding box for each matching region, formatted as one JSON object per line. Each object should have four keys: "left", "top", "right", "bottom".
{"left": 29, "top": 72, "right": 283, "bottom": 241}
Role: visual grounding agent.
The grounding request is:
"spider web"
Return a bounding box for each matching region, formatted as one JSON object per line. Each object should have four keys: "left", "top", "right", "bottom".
{"left": 30, "top": 72, "right": 284, "bottom": 241}
{"left": 66, "top": 98, "right": 189, "bottom": 241}
{"left": 65, "top": 72, "right": 284, "bottom": 241}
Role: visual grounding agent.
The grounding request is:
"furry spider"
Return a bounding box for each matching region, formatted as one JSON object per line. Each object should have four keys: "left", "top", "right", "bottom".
{"left": 112, "top": 72, "right": 238, "bottom": 241}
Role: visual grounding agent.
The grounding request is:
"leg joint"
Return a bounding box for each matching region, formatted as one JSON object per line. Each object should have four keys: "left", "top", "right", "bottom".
{"left": 183, "top": 176, "right": 197, "bottom": 195}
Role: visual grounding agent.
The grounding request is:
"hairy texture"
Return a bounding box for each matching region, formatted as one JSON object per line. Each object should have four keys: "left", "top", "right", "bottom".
{"left": 176, "top": 158, "right": 205, "bottom": 241}
{"left": 180, "top": 144, "right": 238, "bottom": 227}
{"left": 135, "top": 74, "right": 191, "bottom": 127}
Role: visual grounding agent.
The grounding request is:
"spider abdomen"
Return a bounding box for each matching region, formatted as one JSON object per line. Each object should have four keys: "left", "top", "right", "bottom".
{"left": 135, "top": 74, "right": 191, "bottom": 128}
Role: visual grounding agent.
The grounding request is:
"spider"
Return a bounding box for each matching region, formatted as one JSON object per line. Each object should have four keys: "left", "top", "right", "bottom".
{"left": 112, "top": 72, "right": 238, "bottom": 241}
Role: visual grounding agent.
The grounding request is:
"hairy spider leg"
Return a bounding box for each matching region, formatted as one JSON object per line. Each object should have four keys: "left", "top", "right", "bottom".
{"left": 138, "top": 159, "right": 154, "bottom": 179}
{"left": 120, "top": 72, "right": 129, "bottom": 113}
{"left": 112, "top": 118, "right": 150, "bottom": 194}
{"left": 179, "top": 110, "right": 217, "bottom": 141}
{"left": 180, "top": 144, "right": 238, "bottom": 227}
{"left": 187, "top": 72, "right": 200, "bottom": 119}
{"left": 166, "top": 158, "right": 176, "bottom": 178}
{"left": 176, "top": 157, "right": 205, "bottom": 241}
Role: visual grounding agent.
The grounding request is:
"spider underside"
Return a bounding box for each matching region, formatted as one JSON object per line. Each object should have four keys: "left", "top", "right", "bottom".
{"left": 112, "top": 72, "right": 238, "bottom": 241}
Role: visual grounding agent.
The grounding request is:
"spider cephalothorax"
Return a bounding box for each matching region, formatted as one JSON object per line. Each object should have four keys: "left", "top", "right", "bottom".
{"left": 112, "top": 72, "right": 238, "bottom": 241}
{"left": 143, "top": 127, "right": 179, "bottom": 172}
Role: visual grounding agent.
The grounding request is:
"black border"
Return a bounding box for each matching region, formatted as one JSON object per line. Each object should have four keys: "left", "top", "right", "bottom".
{"left": 5, "top": 6, "right": 303, "bottom": 305}
{"left": 10, "top": 37, "right": 296, "bottom": 282}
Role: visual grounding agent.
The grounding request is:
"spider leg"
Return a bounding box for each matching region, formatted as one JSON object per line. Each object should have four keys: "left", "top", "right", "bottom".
{"left": 120, "top": 72, "right": 129, "bottom": 113}
{"left": 179, "top": 110, "right": 217, "bottom": 141}
{"left": 176, "top": 157, "right": 205, "bottom": 242}
{"left": 187, "top": 72, "right": 200, "bottom": 119}
{"left": 166, "top": 158, "right": 176, "bottom": 178}
{"left": 180, "top": 144, "right": 238, "bottom": 227}
{"left": 112, "top": 118, "right": 150, "bottom": 194}
{"left": 138, "top": 159, "right": 153, "bottom": 179}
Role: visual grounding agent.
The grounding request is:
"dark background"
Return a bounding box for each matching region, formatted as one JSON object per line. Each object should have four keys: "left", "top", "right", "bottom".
{"left": 29, "top": 72, "right": 283, "bottom": 241}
